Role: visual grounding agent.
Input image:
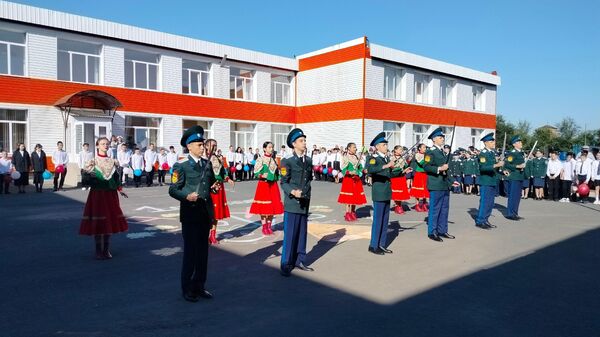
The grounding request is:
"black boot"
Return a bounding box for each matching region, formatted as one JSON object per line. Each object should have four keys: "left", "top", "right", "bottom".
{"left": 94, "top": 235, "right": 104, "bottom": 260}
{"left": 103, "top": 235, "right": 112, "bottom": 259}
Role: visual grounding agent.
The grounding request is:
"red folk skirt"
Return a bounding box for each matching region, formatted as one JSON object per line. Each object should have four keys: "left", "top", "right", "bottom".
{"left": 211, "top": 186, "right": 231, "bottom": 220}
{"left": 391, "top": 176, "right": 410, "bottom": 201}
{"left": 249, "top": 180, "right": 284, "bottom": 215}
{"left": 79, "top": 189, "right": 128, "bottom": 235}
{"left": 409, "top": 172, "right": 430, "bottom": 198}
{"left": 337, "top": 175, "right": 367, "bottom": 205}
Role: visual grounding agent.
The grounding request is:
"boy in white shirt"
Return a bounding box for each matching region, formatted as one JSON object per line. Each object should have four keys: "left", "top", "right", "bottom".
{"left": 131, "top": 148, "right": 144, "bottom": 188}
{"left": 79, "top": 143, "right": 94, "bottom": 190}
{"left": 144, "top": 143, "right": 158, "bottom": 187}
{"left": 157, "top": 148, "right": 168, "bottom": 186}
{"left": 592, "top": 152, "right": 600, "bottom": 204}
{"left": 560, "top": 152, "right": 576, "bottom": 202}
{"left": 52, "top": 141, "right": 69, "bottom": 191}
{"left": 117, "top": 143, "right": 132, "bottom": 185}
{"left": 225, "top": 145, "right": 235, "bottom": 180}
{"left": 0, "top": 151, "right": 13, "bottom": 194}
{"left": 545, "top": 150, "right": 563, "bottom": 201}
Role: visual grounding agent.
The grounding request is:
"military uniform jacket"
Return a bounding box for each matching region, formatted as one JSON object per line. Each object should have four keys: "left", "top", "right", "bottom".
{"left": 462, "top": 158, "right": 479, "bottom": 176}
{"left": 477, "top": 148, "right": 499, "bottom": 186}
{"left": 280, "top": 153, "right": 313, "bottom": 215}
{"left": 504, "top": 149, "right": 526, "bottom": 180}
{"left": 530, "top": 157, "right": 548, "bottom": 178}
{"left": 423, "top": 146, "right": 451, "bottom": 191}
{"left": 169, "top": 155, "right": 216, "bottom": 223}
{"left": 448, "top": 159, "right": 463, "bottom": 177}
{"left": 367, "top": 153, "right": 401, "bottom": 201}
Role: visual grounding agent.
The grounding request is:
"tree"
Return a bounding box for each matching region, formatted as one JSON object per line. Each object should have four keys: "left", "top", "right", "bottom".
{"left": 514, "top": 120, "right": 532, "bottom": 147}
{"left": 495, "top": 114, "right": 515, "bottom": 139}
{"left": 555, "top": 117, "right": 580, "bottom": 140}
{"left": 532, "top": 127, "right": 560, "bottom": 154}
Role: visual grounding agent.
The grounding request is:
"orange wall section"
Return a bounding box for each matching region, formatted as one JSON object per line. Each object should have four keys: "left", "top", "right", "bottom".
{"left": 0, "top": 75, "right": 295, "bottom": 123}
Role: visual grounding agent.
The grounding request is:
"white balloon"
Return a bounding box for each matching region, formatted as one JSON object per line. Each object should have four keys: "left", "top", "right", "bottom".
{"left": 236, "top": 164, "right": 242, "bottom": 170}
{"left": 338, "top": 172, "right": 344, "bottom": 179}
{"left": 332, "top": 169, "right": 339, "bottom": 176}
{"left": 145, "top": 166, "right": 153, "bottom": 173}
{"left": 10, "top": 171, "right": 21, "bottom": 180}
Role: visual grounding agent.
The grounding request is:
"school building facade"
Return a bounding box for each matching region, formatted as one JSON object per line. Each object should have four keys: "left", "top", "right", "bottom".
{"left": 0, "top": 1, "right": 500, "bottom": 163}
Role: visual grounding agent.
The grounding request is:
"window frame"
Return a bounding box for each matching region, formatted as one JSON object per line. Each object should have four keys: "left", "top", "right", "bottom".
{"left": 383, "top": 66, "right": 405, "bottom": 101}
{"left": 0, "top": 30, "right": 26, "bottom": 77}
{"left": 0, "top": 109, "right": 28, "bottom": 152}
{"left": 57, "top": 47, "right": 102, "bottom": 84}
{"left": 440, "top": 77, "right": 456, "bottom": 107}
{"left": 414, "top": 72, "right": 431, "bottom": 104}
{"left": 124, "top": 50, "right": 160, "bottom": 91}
{"left": 229, "top": 69, "right": 255, "bottom": 101}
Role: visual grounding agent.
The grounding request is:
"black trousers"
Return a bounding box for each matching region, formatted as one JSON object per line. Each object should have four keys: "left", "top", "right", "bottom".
{"left": 228, "top": 162, "right": 234, "bottom": 180}
{"left": 133, "top": 174, "right": 142, "bottom": 187}
{"left": 561, "top": 180, "right": 572, "bottom": 199}
{"left": 157, "top": 169, "right": 166, "bottom": 184}
{"left": 181, "top": 220, "right": 210, "bottom": 294}
{"left": 54, "top": 168, "right": 67, "bottom": 189}
{"left": 547, "top": 177, "right": 560, "bottom": 201}
{"left": 146, "top": 168, "right": 155, "bottom": 186}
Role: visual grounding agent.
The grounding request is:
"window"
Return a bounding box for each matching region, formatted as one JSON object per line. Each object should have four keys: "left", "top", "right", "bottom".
{"left": 383, "top": 121, "right": 403, "bottom": 146}
{"left": 182, "top": 60, "right": 210, "bottom": 96}
{"left": 471, "top": 129, "right": 483, "bottom": 147}
{"left": 0, "top": 29, "right": 26, "bottom": 76}
{"left": 124, "top": 116, "right": 160, "bottom": 151}
{"left": 271, "top": 75, "right": 291, "bottom": 105}
{"left": 413, "top": 124, "right": 429, "bottom": 145}
{"left": 230, "top": 68, "right": 254, "bottom": 100}
{"left": 383, "top": 67, "right": 404, "bottom": 100}
{"left": 440, "top": 78, "right": 456, "bottom": 107}
{"left": 414, "top": 73, "right": 431, "bottom": 104}
{"left": 441, "top": 126, "right": 454, "bottom": 145}
{"left": 272, "top": 124, "right": 292, "bottom": 150}
{"left": 230, "top": 123, "right": 256, "bottom": 150}
{"left": 472, "top": 86, "right": 485, "bottom": 111}
{"left": 125, "top": 50, "right": 159, "bottom": 90}
{"left": 57, "top": 39, "right": 101, "bottom": 84}
{"left": 0, "top": 109, "right": 27, "bottom": 152}
{"left": 183, "top": 119, "right": 213, "bottom": 141}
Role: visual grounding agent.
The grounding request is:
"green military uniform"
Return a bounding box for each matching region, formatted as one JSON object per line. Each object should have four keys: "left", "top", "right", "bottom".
{"left": 423, "top": 145, "right": 451, "bottom": 191}
{"left": 279, "top": 128, "right": 313, "bottom": 276}
{"left": 504, "top": 149, "right": 526, "bottom": 181}
{"left": 168, "top": 125, "right": 216, "bottom": 302}
{"left": 477, "top": 149, "right": 499, "bottom": 186}
{"left": 423, "top": 127, "right": 454, "bottom": 240}
{"left": 366, "top": 153, "right": 401, "bottom": 201}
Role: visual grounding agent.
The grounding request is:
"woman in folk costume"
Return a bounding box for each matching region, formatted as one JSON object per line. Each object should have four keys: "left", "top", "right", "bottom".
{"left": 390, "top": 145, "right": 413, "bottom": 214}
{"left": 205, "top": 139, "right": 235, "bottom": 244}
{"left": 249, "top": 141, "right": 284, "bottom": 235}
{"left": 79, "top": 137, "right": 129, "bottom": 260}
{"left": 409, "top": 143, "right": 430, "bottom": 212}
{"left": 337, "top": 142, "right": 367, "bottom": 221}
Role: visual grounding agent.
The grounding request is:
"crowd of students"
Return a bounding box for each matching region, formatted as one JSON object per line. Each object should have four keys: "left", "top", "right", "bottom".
{"left": 1, "top": 136, "right": 599, "bottom": 205}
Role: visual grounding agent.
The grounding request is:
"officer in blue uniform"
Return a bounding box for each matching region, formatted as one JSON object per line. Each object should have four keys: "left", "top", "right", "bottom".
{"left": 423, "top": 127, "right": 455, "bottom": 242}
{"left": 475, "top": 132, "right": 505, "bottom": 229}
{"left": 169, "top": 125, "right": 220, "bottom": 302}
{"left": 365, "top": 132, "right": 401, "bottom": 255}
{"left": 504, "top": 135, "right": 526, "bottom": 220}
{"left": 279, "top": 128, "right": 314, "bottom": 277}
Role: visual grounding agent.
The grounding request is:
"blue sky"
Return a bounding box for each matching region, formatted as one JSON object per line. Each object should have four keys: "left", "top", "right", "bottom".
{"left": 14, "top": 0, "right": 600, "bottom": 129}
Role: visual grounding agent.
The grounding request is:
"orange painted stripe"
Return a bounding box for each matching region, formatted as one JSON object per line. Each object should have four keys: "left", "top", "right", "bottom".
{"left": 0, "top": 75, "right": 295, "bottom": 123}
{"left": 296, "top": 99, "right": 364, "bottom": 123}
{"left": 298, "top": 43, "right": 370, "bottom": 72}
{"left": 364, "top": 99, "right": 496, "bottom": 129}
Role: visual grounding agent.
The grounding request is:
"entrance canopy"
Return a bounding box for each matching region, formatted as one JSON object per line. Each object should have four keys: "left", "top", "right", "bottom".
{"left": 54, "top": 90, "right": 122, "bottom": 149}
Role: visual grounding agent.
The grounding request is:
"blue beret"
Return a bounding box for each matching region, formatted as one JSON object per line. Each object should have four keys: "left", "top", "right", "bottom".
{"left": 370, "top": 132, "right": 388, "bottom": 147}
{"left": 428, "top": 127, "right": 445, "bottom": 140}
{"left": 286, "top": 128, "right": 306, "bottom": 148}
{"left": 180, "top": 125, "right": 205, "bottom": 147}
{"left": 480, "top": 132, "right": 495, "bottom": 142}
{"left": 510, "top": 135, "right": 522, "bottom": 144}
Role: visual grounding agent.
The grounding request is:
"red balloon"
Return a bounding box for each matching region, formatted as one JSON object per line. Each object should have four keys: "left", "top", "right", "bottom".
{"left": 230, "top": 166, "right": 237, "bottom": 173}
{"left": 577, "top": 183, "right": 590, "bottom": 197}
{"left": 318, "top": 166, "right": 324, "bottom": 173}
{"left": 162, "top": 162, "right": 169, "bottom": 170}
{"left": 55, "top": 165, "right": 64, "bottom": 174}
{"left": 313, "top": 165, "right": 319, "bottom": 171}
